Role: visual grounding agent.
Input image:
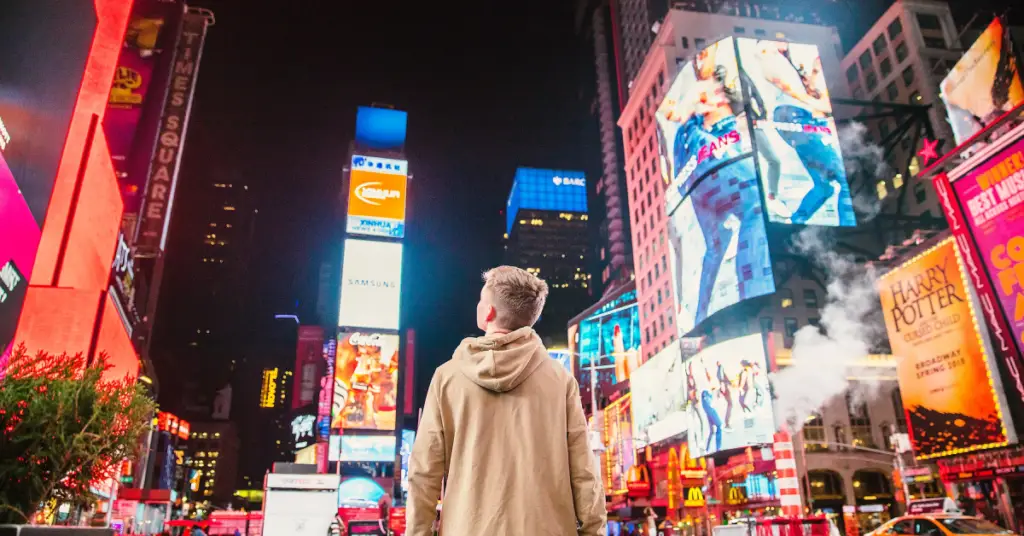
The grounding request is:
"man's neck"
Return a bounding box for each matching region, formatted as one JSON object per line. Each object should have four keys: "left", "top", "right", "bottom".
{"left": 485, "top": 326, "right": 512, "bottom": 336}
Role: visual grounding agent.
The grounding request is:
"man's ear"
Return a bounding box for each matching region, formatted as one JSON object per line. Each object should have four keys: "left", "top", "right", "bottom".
{"left": 486, "top": 305, "right": 497, "bottom": 323}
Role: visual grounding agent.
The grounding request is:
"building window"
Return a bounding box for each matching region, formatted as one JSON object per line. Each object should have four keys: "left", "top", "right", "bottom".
{"left": 734, "top": 26, "right": 746, "bottom": 34}
{"left": 872, "top": 34, "right": 887, "bottom": 56}
{"left": 681, "top": 36, "right": 689, "bottom": 49}
{"left": 915, "top": 12, "right": 942, "bottom": 31}
{"left": 922, "top": 35, "right": 946, "bottom": 49}
{"left": 858, "top": 51, "right": 872, "bottom": 71}
{"left": 662, "top": 255, "right": 667, "bottom": 272}
{"left": 804, "top": 413, "right": 827, "bottom": 452}
{"left": 894, "top": 41, "right": 908, "bottom": 63}
{"left": 779, "top": 288, "right": 794, "bottom": 308}
{"left": 657, "top": 289, "right": 663, "bottom": 305}
{"left": 879, "top": 57, "right": 892, "bottom": 77}
{"left": 803, "top": 289, "right": 818, "bottom": 308}
{"left": 760, "top": 317, "right": 773, "bottom": 334}
{"left": 695, "top": 38, "right": 706, "bottom": 49}
{"left": 901, "top": 65, "right": 916, "bottom": 87}
{"left": 891, "top": 388, "right": 908, "bottom": 432}
{"left": 910, "top": 91, "right": 922, "bottom": 103}
{"left": 847, "top": 392, "right": 876, "bottom": 448}
{"left": 755, "top": 29, "right": 766, "bottom": 37}
{"left": 879, "top": 119, "right": 890, "bottom": 137}
{"left": 784, "top": 317, "right": 798, "bottom": 348}
{"left": 887, "top": 17, "right": 903, "bottom": 40}
{"left": 846, "top": 65, "right": 859, "bottom": 84}
{"left": 886, "top": 81, "right": 899, "bottom": 101}
{"left": 864, "top": 71, "right": 878, "bottom": 91}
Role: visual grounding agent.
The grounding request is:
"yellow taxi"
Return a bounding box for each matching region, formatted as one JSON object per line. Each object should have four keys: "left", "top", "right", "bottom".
{"left": 867, "top": 514, "right": 1015, "bottom": 536}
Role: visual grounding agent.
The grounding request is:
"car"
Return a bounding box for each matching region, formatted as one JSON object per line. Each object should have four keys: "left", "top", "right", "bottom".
{"left": 866, "top": 514, "right": 1016, "bottom": 536}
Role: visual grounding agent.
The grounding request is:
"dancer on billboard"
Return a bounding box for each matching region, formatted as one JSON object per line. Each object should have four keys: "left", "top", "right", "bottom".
{"left": 738, "top": 360, "right": 755, "bottom": 413}
{"left": 750, "top": 40, "right": 853, "bottom": 226}
{"left": 685, "top": 361, "right": 705, "bottom": 440}
{"left": 658, "top": 40, "right": 769, "bottom": 332}
{"left": 716, "top": 360, "right": 734, "bottom": 429}
{"left": 701, "top": 363, "right": 724, "bottom": 453}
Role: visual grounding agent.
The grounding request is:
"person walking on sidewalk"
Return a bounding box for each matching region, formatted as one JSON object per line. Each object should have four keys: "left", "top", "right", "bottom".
{"left": 407, "top": 266, "right": 607, "bottom": 535}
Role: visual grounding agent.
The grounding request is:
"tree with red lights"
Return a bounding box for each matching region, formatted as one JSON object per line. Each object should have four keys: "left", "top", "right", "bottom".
{"left": 0, "top": 345, "right": 155, "bottom": 524}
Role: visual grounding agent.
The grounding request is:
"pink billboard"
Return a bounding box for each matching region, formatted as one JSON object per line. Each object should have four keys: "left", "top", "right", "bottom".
{"left": 948, "top": 134, "right": 1024, "bottom": 401}
{"left": 293, "top": 326, "right": 324, "bottom": 410}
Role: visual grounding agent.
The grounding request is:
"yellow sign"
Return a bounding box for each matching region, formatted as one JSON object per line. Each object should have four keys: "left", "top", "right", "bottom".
{"left": 174, "top": 449, "right": 184, "bottom": 466}
{"left": 684, "top": 486, "right": 705, "bottom": 507}
{"left": 667, "top": 448, "right": 681, "bottom": 509}
{"left": 727, "top": 485, "right": 747, "bottom": 505}
{"left": 260, "top": 368, "right": 279, "bottom": 408}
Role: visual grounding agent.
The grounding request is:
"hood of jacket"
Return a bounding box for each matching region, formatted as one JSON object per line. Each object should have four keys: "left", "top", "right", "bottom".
{"left": 453, "top": 327, "right": 548, "bottom": 393}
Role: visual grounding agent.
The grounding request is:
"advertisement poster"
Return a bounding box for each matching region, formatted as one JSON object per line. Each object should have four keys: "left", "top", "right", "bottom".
{"left": 104, "top": 0, "right": 182, "bottom": 215}
{"left": 878, "top": 238, "right": 1013, "bottom": 458}
{"left": 941, "top": 18, "right": 1024, "bottom": 145}
{"left": 658, "top": 38, "right": 775, "bottom": 336}
{"left": 572, "top": 289, "right": 640, "bottom": 401}
{"left": 340, "top": 435, "right": 397, "bottom": 462}
{"left": 338, "top": 239, "right": 403, "bottom": 330}
{"left": 347, "top": 155, "right": 408, "bottom": 239}
{"left": 631, "top": 341, "right": 688, "bottom": 448}
{"left": 293, "top": 326, "right": 324, "bottom": 410}
{"left": 0, "top": 153, "right": 38, "bottom": 355}
{"left": 399, "top": 430, "right": 415, "bottom": 495}
{"left": 602, "top": 393, "right": 635, "bottom": 494}
{"left": 317, "top": 337, "right": 336, "bottom": 439}
{"left": 332, "top": 332, "right": 399, "bottom": 431}
{"left": 684, "top": 334, "right": 773, "bottom": 457}
{"left": 338, "top": 477, "right": 388, "bottom": 505}
{"left": 548, "top": 348, "right": 573, "bottom": 372}
{"left": 953, "top": 136, "right": 1024, "bottom": 354}
{"left": 735, "top": 38, "right": 855, "bottom": 227}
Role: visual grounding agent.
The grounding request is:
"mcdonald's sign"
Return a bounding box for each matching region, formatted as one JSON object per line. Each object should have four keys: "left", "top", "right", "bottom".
{"left": 726, "top": 485, "right": 747, "bottom": 505}
{"left": 626, "top": 465, "right": 651, "bottom": 498}
{"left": 684, "top": 486, "right": 705, "bottom": 507}
{"left": 679, "top": 444, "right": 707, "bottom": 481}
{"left": 666, "top": 448, "right": 681, "bottom": 509}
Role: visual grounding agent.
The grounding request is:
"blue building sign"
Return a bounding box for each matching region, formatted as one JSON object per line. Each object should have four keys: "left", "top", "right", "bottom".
{"left": 506, "top": 167, "right": 587, "bottom": 234}
{"left": 354, "top": 106, "right": 408, "bottom": 151}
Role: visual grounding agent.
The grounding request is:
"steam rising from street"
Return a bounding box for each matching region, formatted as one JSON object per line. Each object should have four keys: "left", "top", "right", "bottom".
{"left": 771, "top": 229, "right": 885, "bottom": 432}
{"left": 838, "top": 122, "right": 889, "bottom": 220}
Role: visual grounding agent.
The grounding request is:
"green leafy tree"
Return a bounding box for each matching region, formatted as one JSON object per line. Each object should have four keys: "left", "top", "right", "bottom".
{"left": 0, "top": 345, "right": 156, "bottom": 524}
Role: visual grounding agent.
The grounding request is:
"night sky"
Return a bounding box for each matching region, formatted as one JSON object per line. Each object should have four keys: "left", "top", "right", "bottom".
{"left": 175, "top": 0, "right": 589, "bottom": 406}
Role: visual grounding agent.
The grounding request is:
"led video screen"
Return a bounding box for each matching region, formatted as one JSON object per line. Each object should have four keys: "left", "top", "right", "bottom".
{"left": 631, "top": 341, "right": 688, "bottom": 448}
{"left": 347, "top": 155, "right": 408, "bottom": 239}
{"left": 332, "top": 332, "right": 399, "bottom": 431}
{"left": 570, "top": 289, "right": 640, "bottom": 401}
{"left": 602, "top": 394, "right": 635, "bottom": 494}
{"left": 941, "top": 18, "right": 1024, "bottom": 145}
{"left": 339, "top": 435, "right": 397, "bottom": 462}
{"left": 657, "top": 38, "right": 775, "bottom": 336}
{"left": 399, "top": 429, "right": 415, "bottom": 494}
{"left": 338, "top": 239, "right": 403, "bottom": 330}
{"left": 355, "top": 106, "right": 408, "bottom": 152}
{"left": 0, "top": 2, "right": 96, "bottom": 355}
{"left": 548, "top": 349, "right": 572, "bottom": 373}
{"left": 735, "top": 38, "right": 855, "bottom": 227}
{"left": 505, "top": 167, "right": 587, "bottom": 234}
{"left": 684, "top": 334, "right": 773, "bottom": 457}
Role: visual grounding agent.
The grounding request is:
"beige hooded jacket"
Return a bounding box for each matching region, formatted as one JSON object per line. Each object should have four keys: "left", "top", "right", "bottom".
{"left": 406, "top": 327, "right": 606, "bottom": 536}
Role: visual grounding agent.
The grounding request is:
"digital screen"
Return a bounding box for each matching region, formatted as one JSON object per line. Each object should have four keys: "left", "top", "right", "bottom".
{"left": 0, "top": 2, "right": 96, "bottom": 355}
{"left": 571, "top": 289, "right": 640, "bottom": 402}
{"left": 658, "top": 37, "right": 775, "bottom": 336}
{"left": 399, "top": 429, "right": 415, "bottom": 494}
{"left": 340, "top": 435, "right": 397, "bottom": 462}
{"left": 332, "top": 332, "right": 399, "bottom": 431}
{"left": 548, "top": 349, "right": 572, "bottom": 372}
{"left": 338, "top": 477, "right": 387, "bottom": 505}
{"left": 329, "top": 434, "right": 341, "bottom": 461}
{"left": 735, "top": 38, "right": 855, "bottom": 227}
{"left": 631, "top": 341, "right": 688, "bottom": 448}
{"left": 941, "top": 18, "right": 1024, "bottom": 145}
{"left": 878, "top": 238, "right": 1013, "bottom": 458}
{"left": 338, "top": 239, "right": 403, "bottom": 330}
{"left": 347, "top": 155, "right": 408, "bottom": 239}
{"left": 684, "top": 334, "right": 773, "bottom": 457}
{"left": 355, "top": 106, "right": 408, "bottom": 152}
{"left": 505, "top": 167, "right": 587, "bottom": 234}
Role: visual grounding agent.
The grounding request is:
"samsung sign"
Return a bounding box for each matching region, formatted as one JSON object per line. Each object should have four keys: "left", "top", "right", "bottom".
{"left": 339, "top": 239, "right": 403, "bottom": 330}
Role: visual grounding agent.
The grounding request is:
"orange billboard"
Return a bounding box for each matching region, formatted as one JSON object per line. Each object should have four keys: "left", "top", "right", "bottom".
{"left": 878, "top": 238, "right": 1015, "bottom": 459}
{"left": 346, "top": 155, "right": 407, "bottom": 238}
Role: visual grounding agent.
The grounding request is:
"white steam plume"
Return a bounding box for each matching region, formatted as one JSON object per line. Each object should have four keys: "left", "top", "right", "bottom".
{"left": 771, "top": 229, "right": 886, "bottom": 432}
{"left": 838, "top": 122, "right": 890, "bottom": 220}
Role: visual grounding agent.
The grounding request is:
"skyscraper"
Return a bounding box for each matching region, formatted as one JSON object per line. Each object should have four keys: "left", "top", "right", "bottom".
{"left": 503, "top": 167, "right": 591, "bottom": 344}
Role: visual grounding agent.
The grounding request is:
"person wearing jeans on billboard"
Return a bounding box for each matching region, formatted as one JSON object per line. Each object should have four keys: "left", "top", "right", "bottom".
{"left": 752, "top": 41, "right": 854, "bottom": 226}
{"left": 407, "top": 266, "right": 606, "bottom": 536}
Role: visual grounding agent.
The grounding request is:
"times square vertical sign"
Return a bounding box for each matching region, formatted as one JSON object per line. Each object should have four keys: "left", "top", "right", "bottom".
{"left": 135, "top": 12, "right": 208, "bottom": 255}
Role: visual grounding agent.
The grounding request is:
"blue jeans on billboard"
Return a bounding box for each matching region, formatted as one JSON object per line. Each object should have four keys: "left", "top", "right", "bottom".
{"left": 701, "top": 390, "right": 723, "bottom": 453}
{"left": 772, "top": 105, "right": 848, "bottom": 224}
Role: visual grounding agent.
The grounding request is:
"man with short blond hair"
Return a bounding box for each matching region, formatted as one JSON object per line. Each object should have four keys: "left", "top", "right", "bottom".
{"left": 407, "top": 265, "right": 606, "bottom": 536}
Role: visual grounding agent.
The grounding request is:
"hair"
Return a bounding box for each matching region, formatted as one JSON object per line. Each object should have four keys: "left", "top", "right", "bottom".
{"left": 482, "top": 266, "right": 549, "bottom": 330}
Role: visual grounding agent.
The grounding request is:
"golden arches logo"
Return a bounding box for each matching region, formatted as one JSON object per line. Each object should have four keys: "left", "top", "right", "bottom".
{"left": 110, "top": 67, "right": 144, "bottom": 105}
{"left": 727, "top": 486, "right": 746, "bottom": 504}
{"left": 684, "top": 486, "right": 705, "bottom": 507}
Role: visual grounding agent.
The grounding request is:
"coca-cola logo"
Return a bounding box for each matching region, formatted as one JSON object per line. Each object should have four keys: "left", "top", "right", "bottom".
{"left": 349, "top": 332, "right": 384, "bottom": 347}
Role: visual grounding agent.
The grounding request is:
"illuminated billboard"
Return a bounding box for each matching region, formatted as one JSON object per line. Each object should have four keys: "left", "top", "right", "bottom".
{"left": 657, "top": 37, "right": 775, "bottom": 336}
{"left": 338, "top": 239, "right": 403, "bottom": 330}
{"left": 399, "top": 429, "right": 415, "bottom": 494}
{"left": 631, "top": 341, "right": 688, "bottom": 448}
{"left": 505, "top": 167, "right": 587, "bottom": 234}
{"left": 941, "top": 18, "right": 1024, "bottom": 145}
{"left": 0, "top": 2, "right": 97, "bottom": 355}
{"left": 684, "top": 334, "right": 773, "bottom": 457}
{"left": 735, "top": 38, "right": 856, "bottom": 227}
{"left": 355, "top": 106, "right": 408, "bottom": 152}
{"left": 602, "top": 394, "right": 635, "bottom": 494}
{"left": 878, "top": 238, "right": 1015, "bottom": 459}
{"left": 347, "top": 155, "right": 408, "bottom": 238}
{"left": 332, "top": 332, "right": 399, "bottom": 431}
{"left": 293, "top": 326, "right": 324, "bottom": 410}
{"left": 340, "top": 435, "right": 397, "bottom": 462}
{"left": 569, "top": 288, "right": 640, "bottom": 403}
{"left": 548, "top": 349, "right": 572, "bottom": 372}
